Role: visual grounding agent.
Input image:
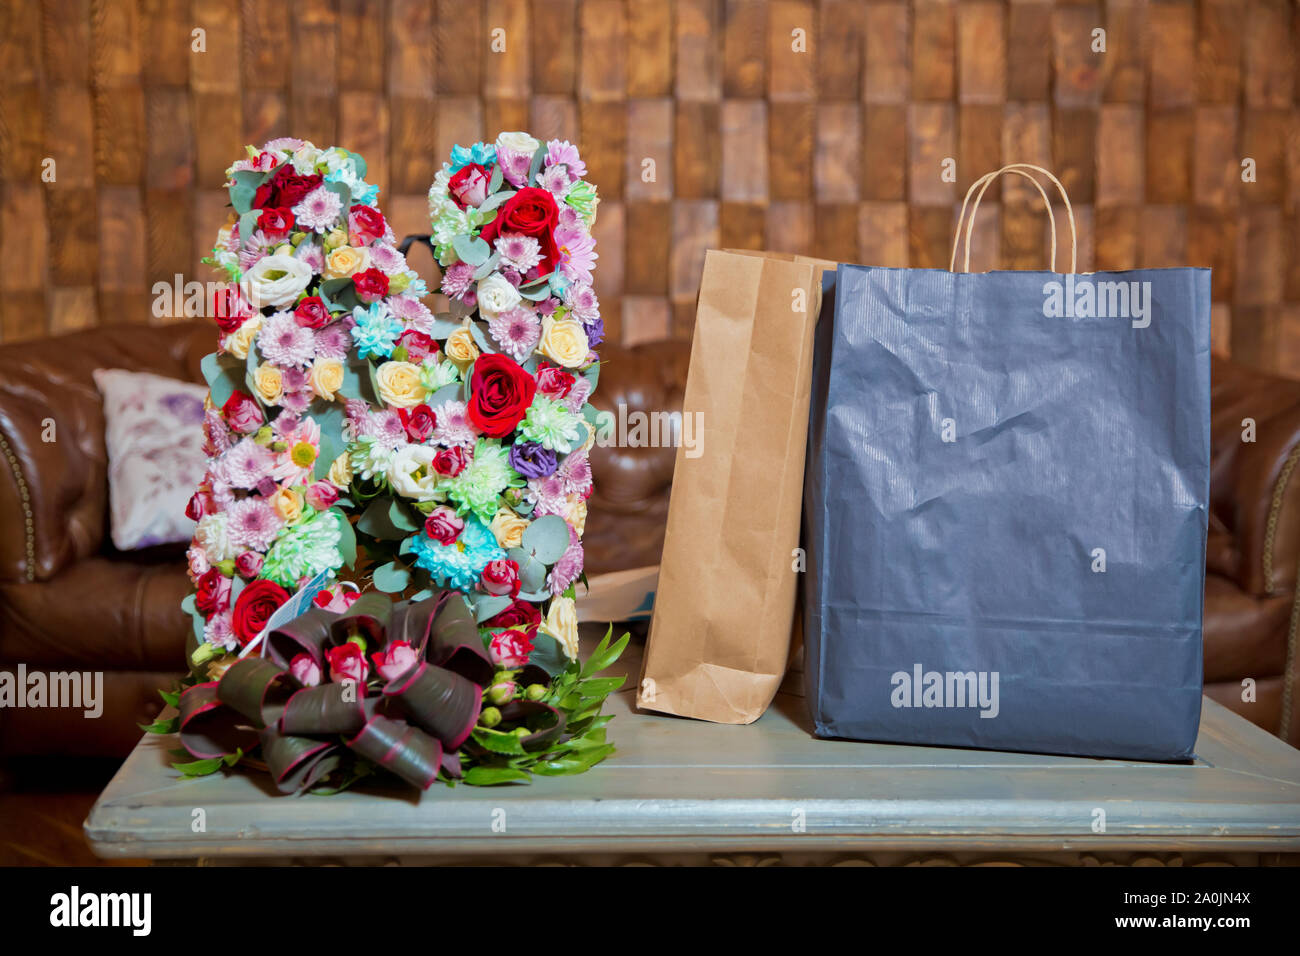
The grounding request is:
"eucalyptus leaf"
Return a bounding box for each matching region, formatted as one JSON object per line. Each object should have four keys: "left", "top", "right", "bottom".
{"left": 238, "top": 209, "right": 262, "bottom": 245}
{"left": 474, "top": 595, "right": 513, "bottom": 622}
{"left": 324, "top": 179, "right": 352, "bottom": 209}
{"left": 357, "top": 497, "right": 417, "bottom": 541}
{"left": 427, "top": 383, "right": 462, "bottom": 408}
{"left": 312, "top": 403, "right": 345, "bottom": 481}
{"left": 452, "top": 234, "right": 490, "bottom": 266}
{"left": 527, "top": 144, "right": 546, "bottom": 186}
{"left": 347, "top": 151, "right": 368, "bottom": 181}
{"left": 200, "top": 352, "right": 247, "bottom": 409}
{"left": 336, "top": 512, "right": 357, "bottom": 568}
{"left": 477, "top": 189, "right": 516, "bottom": 213}
{"left": 583, "top": 360, "right": 601, "bottom": 391}
{"left": 372, "top": 561, "right": 411, "bottom": 593}
{"left": 527, "top": 631, "right": 570, "bottom": 678}
{"left": 520, "top": 514, "right": 572, "bottom": 565}
{"left": 429, "top": 316, "right": 464, "bottom": 337}
{"left": 488, "top": 163, "right": 504, "bottom": 193}
{"left": 467, "top": 320, "right": 497, "bottom": 354}
{"left": 473, "top": 251, "right": 501, "bottom": 281}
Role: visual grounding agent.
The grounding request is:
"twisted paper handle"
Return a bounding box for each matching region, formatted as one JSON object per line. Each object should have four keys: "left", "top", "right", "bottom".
{"left": 950, "top": 163, "right": 1078, "bottom": 274}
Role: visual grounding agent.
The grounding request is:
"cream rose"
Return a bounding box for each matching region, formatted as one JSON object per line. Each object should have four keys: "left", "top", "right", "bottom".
{"left": 375, "top": 361, "right": 426, "bottom": 409}
{"left": 327, "top": 452, "right": 353, "bottom": 489}
{"left": 444, "top": 327, "right": 480, "bottom": 372}
{"left": 323, "top": 244, "right": 370, "bottom": 279}
{"left": 490, "top": 508, "right": 530, "bottom": 550}
{"left": 271, "top": 486, "right": 303, "bottom": 523}
{"left": 309, "top": 357, "right": 345, "bottom": 401}
{"left": 195, "top": 513, "right": 237, "bottom": 563}
{"left": 476, "top": 272, "right": 522, "bottom": 320}
{"left": 563, "top": 495, "right": 588, "bottom": 537}
{"left": 496, "top": 130, "right": 541, "bottom": 156}
{"left": 224, "top": 314, "right": 262, "bottom": 360}
{"left": 386, "top": 444, "right": 440, "bottom": 501}
{"left": 242, "top": 254, "right": 313, "bottom": 309}
{"left": 253, "top": 364, "right": 284, "bottom": 404}
{"left": 541, "top": 596, "right": 580, "bottom": 660}
{"left": 538, "top": 315, "right": 589, "bottom": 368}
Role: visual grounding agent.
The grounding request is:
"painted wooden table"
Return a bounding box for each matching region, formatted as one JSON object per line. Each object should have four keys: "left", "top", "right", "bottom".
{"left": 85, "top": 639, "right": 1300, "bottom": 866}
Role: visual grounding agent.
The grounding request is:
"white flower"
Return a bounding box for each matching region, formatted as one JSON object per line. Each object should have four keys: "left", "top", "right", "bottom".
{"left": 386, "top": 444, "right": 442, "bottom": 501}
{"left": 291, "top": 144, "right": 321, "bottom": 174}
{"left": 241, "top": 254, "right": 313, "bottom": 310}
{"left": 496, "top": 131, "right": 541, "bottom": 156}
{"left": 195, "top": 513, "right": 238, "bottom": 564}
{"left": 477, "top": 272, "right": 522, "bottom": 320}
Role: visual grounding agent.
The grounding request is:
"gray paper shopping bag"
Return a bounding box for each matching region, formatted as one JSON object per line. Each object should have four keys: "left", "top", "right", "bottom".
{"left": 802, "top": 165, "right": 1210, "bottom": 760}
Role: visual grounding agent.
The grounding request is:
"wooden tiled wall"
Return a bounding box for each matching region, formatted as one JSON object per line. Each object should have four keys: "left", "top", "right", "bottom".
{"left": 1, "top": 1, "right": 1298, "bottom": 376}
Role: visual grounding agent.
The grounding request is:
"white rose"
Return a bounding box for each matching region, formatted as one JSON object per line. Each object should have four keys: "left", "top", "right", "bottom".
{"left": 241, "top": 254, "right": 313, "bottom": 310}
{"left": 541, "top": 596, "right": 580, "bottom": 660}
{"left": 496, "top": 131, "right": 541, "bottom": 156}
{"left": 386, "top": 444, "right": 441, "bottom": 501}
{"left": 477, "top": 272, "right": 522, "bottom": 320}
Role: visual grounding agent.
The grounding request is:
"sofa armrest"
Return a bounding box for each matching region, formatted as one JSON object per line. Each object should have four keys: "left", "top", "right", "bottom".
{"left": 1210, "top": 357, "right": 1300, "bottom": 598}
{"left": 0, "top": 322, "right": 209, "bottom": 583}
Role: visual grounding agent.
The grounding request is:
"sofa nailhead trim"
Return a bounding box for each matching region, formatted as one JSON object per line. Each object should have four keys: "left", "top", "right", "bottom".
{"left": 0, "top": 429, "right": 36, "bottom": 582}
{"left": 1262, "top": 443, "right": 1300, "bottom": 742}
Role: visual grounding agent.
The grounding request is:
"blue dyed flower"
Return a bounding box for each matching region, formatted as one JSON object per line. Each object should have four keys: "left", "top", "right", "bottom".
{"left": 407, "top": 515, "right": 505, "bottom": 593}
{"left": 404, "top": 276, "right": 429, "bottom": 298}
{"left": 351, "top": 302, "right": 401, "bottom": 359}
{"left": 449, "top": 142, "right": 497, "bottom": 173}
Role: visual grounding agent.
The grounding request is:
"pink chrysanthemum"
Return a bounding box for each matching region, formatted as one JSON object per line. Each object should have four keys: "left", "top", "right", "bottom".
{"left": 296, "top": 242, "right": 325, "bottom": 273}
{"left": 358, "top": 409, "right": 407, "bottom": 450}
{"left": 487, "top": 305, "right": 541, "bottom": 362}
{"left": 545, "top": 140, "right": 586, "bottom": 180}
{"left": 203, "top": 409, "right": 234, "bottom": 458}
{"left": 216, "top": 438, "right": 276, "bottom": 489}
{"left": 272, "top": 416, "right": 321, "bottom": 484}
{"left": 431, "top": 400, "right": 479, "bottom": 448}
{"left": 313, "top": 322, "right": 352, "bottom": 360}
{"left": 238, "top": 231, "right": 273, "bottom": 270}
{"left": 292, "top": 185, "right": 344, "bottom": 232}
{"left": 561, "top": 376, "right": 592, "bottom": 414}
{"left": 547, "top": 523, "right": 584, "bottom": 595}
{"left": 389, "top": 295, "right": 434, "bottom": 333}
{"left": 441, "top": 261, "right": 476, "bottom": 300}
{"left": 264, "top": 137, "right": 305, "bottom": 152}
{"left": 527, "top": 474, "right": 569, "bottom": 516}
{"left": 538, "top": 165, "right": 571, "bottom": 198}
{"left": 278, "top": 366, "right": 313, "bottom": 414}
{"left": 204, "top": 611, "right": 238, "bottom": 651}
{"left": 495, "top": 232, "right": 543, "bottom": 274}
{"left": 369, "top": 242, "right": 406, "bottom": 274}
{"left": 258, "top": 311, "right": 316, "bottom": 367}
{"left": 556, "top": 449, "right": 593, "bottom": 497}
{"left": 556, "top": 227, "right": 597, "bottom": 285}
{"left": 564, "top": 282, "right": 600, "bottom": 323}
{"left": 226, "top": 496, "right": 284, "bottom": 551}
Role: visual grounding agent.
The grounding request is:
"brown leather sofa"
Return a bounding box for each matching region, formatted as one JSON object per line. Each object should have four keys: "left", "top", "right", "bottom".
{"left": 1, "top": 324, "right": 1297, "bottom": 757}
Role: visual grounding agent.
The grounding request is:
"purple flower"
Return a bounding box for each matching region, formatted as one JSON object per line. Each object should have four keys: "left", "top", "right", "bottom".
{"left": 509, "top": 440, "right": 558, "bottom": 479}
{"left": 582, "top": 314, "right": 605, "bottom": 348}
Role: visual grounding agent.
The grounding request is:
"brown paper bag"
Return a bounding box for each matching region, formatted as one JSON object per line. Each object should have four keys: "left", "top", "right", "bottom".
{"left": 636, "top": 249, "right": 826, "bottom": 723}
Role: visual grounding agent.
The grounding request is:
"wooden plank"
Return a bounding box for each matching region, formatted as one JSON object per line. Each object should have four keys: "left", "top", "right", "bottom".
{"left": 625, "top": 99, "right": 674, "bottom": 201}
{"left": 483, "top": 0, "right": 531, "bottom": 99}
{"left": 908, "top": 102, "right": 955, "bottom": 207}
{"left": 720, "top": 99, "right": 767, "bottom": 202}
{"left": 768, "top": 1, "right": 815, "bottom": 101}
{"left": 862, "top": 104, "right": 907, "bottom": 202}
{"left": 93, "top": 83, "right": 145, "bottom": 184}
{"left": 1243, "top": 1, "right": 1294, "bottom": 109}
{"left": 0, "top": 0, "right": 44, "bottom": 86}
{"left": 2, "top": 293, "right": 48, "bottom": 342}
{"left": 909, "top": 204, "right": 952, "bottom": 268}
{"left": 1235, "top": 206, "right": 1284, "bottom": 307}
{"left": 1241, "top": 109, "right": 1290, "bottom": 206}
{"left": 813, "top": 202, "right": 857, "bottom": 263}
{"left": 956, "top": 2, "right": 1003, "bottom": 105}
{"left": 530, "top": 0, "right": 576, "bottom": 94}
{"left": 146, "top": 188, "right": 193, "bottom": 303}
{"left": 2, "top": 86, "right": 46, "bottom": 183}
{"left": 858, "top": 201, "right": 908, "bottom": 268}
{"left": 1197, "top": 0, "right": 1244, "bottom": 105}
{"left": 579, "top": 100, "right": 626, "bottom": 199}
{"left": 290, "top": 93, "right": 339, "bottom": 149}
{"left": 768, "top": 101, "right": 813, "bottom": 200}
{"left": 1051, "top": 3, "right": 1101, "bottom": 107}
{"left": 723, "top": 0, "right": 767, "bottom": 99}
{"left": 340, "top": 92, "right": 390, "bottom": 195}
{"left": 765, "top": 200, "right": 812, "bottom": 255}
{"left": 46, "top": 188, "right": 98, "bottom": 286}
{"left": 863, "top": 2, "right": 910, "bottom": 104}
{"left": 622, "top": 202, "right": 671, "bottom": 295}
{"left": 1102, "top": 0, "right": 1145, "bottom": 104}
{"left": 1000, "top": 103, "right": 1052, "bottom": 206}
{"left": 389, "top": 97, "right": 438, "bottom": 195}
{"left": 1139, "top": 205, "right": 1187, "bottom": 269}
{"left": 911, "top": 0, "right": 954, "bottom": 101}
{"left": 578, "top": 0, "right": 623, "bottom": 101}
{"left": 436, "top": 0, "right": 483, "bottom": 94}
{"left": 719, "top": 200, "right": 766, "bottom": 252}
{"left": 48, "top": 286, "right": 99, "bottom": 335}
{"left": 190, "top": 0, "right": 241, "bottom": 94}
{"left": 434, "top": 95, "right": 482, "bottom": 167}
{"left": 45, "top": 86, "right": 95, "bottom": 188}
{"left": 1006, "top": 2, "right": 1050, "bottom": 102}
{"left": 1145, "top": 109, "right": 1193, "bottom": 206}
{"left": 90, "top": 0, "right": 141, "bottom": 84}
{"left": 676, "top": 0, "right": 721, "bottom": 101}
{"left": 1189, "top": 207, "right": 1238, "bottom": 304}
{"left": 242, "top": 89, "right": 288, "bottom": 149}
{"left": 1148, "top": 2, "right": 1196, "bottom": 110}
{"left": 193, "top": 91, "right": 243, "bottom": 187}
{"left": 1095, "top": 105, "right": 1144, "bottom": 208}
{"left": 140, "top": 0, "right": 191, "bottom": 86}
{"left": 0, "top": 186, "right": 48, "bottom": 293}
{"left": 1194, "top": 106, "right": 1241, "bottom": 209}
{"left": 669, "top": 200, "right": 718, "bottom": 300}
{"left": 145, "top": 87, "right": 195, "bottom": 190}
{"left": 816, "top": 0, "right": 862, "bottom": 101}
{"left": 815, "top": 103, "right": 858, "bottom": 203}
{"left": 673, "top": 100, "right": 720, "bottom": 199}
{"left": 621, "top": 296, "right": 671, "bottom": 347}
{"left": 529, "top": 94, "right": 578, "bottom": 142}
{"left": 338, "top": 0, "right": 385, "bottom": 92}
{"left": 483, "top": 98, "right": 530, "bottom": 139}
{"left": 294, "top": 0, "right": 340, "bottom": 98}
{"left": 625, "top": 0, "right": 672, "bottom": 97}
{"left": 1093, "top": 205, "right": 1139, "bottom": 271}
{"left": 41, "top": 0, "right": 92, "bottom": 88}
{"left": 240, "top": 0, "right": 291, "bottom": 89}
{"left": 960, "top": 104, "right": 1004, "bottom": 199}
{"left": 97, "top": 186, "right": 146, "bottom": 296}
{"left": 590, "top": 199, "right": 623, "bottom": 342}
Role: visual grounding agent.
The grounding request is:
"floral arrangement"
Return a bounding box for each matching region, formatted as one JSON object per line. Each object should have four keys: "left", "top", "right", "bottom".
{"left": 148, "top": 134, "right": 623, "bottom": 793}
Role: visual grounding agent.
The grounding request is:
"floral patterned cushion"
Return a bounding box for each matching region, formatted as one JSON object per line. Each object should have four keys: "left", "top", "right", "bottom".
{"left": 94, "top": 368, "right": 208, "bottom": 550}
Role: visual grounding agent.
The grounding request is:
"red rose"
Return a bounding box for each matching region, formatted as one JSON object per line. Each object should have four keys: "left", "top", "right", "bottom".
{"left": 398, "top": 404, "right": 437, "bottom": 443}
{"left": 432, "top": 445, "right": 468, "bottom": 477}
{"left": 221, "top": 390, "right": 263, "bottom": 434}
{"left": 485, "top": 599, "right": 541, "bottom": 636}
{"left": 424, "top": 506, "right": 464, "bottom": 544}
{"left": 480, "top": 559, "right": 521, "bottom": 598}
{"left": 396, "top": 329, "right": 437, "bottom": 364}
{"left": 257, "top": 206, "right": 295, "bottom": 241}
{"left": 253, "top": 165, "right": 322, "bottom": 209}
{"left": 466, "top": 353, "right": 537, "bottom": 438}
{"left": 293, "top": 295, "right": 330, "bottom": 329}
{"left": 448, "top": 163, "right": 491, "bottom": 209}
{"left": 476, "top": 187, "right": 560, "bottom": 274}
{"left": 535, "top": 363, "right": 575, "bottom": 398}
{"left": 212, "top": 286, "right": 254, "bottom": 334}
{"left": 488, "top": 629, "right": 534, "bottom": 669}
{"left": 352, "top": 267, "right": 390, "bottom": 303}
{"left": 194, "top": 568, "right": 231, "bottom": 618}
{"left": 348, "top": 204, "right": 387, "bottom": 245}
{"left": 230, "top": 579, "right": 290, "bottom": 647}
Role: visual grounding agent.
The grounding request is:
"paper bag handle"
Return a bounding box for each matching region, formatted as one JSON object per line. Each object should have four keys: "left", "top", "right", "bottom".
{"left": 950, "top": 163, "right": 1078, "bottom": 274}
